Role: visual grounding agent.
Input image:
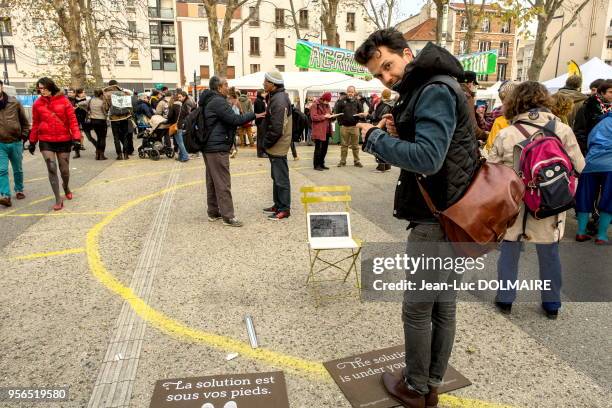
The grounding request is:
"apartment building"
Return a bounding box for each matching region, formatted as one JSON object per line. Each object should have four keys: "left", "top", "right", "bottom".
{"left": 0, "top": 0, "right": 374, "bottom": 92}
{"left": 399, "top": 1, "right": 517, "bottom": 86}
{"left": 176, "top": 0, "right": 374, "bottom": 90}
{"left": 515, "top": 39, "right": 535, "bottom": 82}
{"left": 538, "top": 0, "right": 612, "bottom": 81}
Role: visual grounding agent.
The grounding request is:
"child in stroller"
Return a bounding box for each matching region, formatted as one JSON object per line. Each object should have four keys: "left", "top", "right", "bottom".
{"left": 136, "top": 114, "right": 175, "bottom": 160}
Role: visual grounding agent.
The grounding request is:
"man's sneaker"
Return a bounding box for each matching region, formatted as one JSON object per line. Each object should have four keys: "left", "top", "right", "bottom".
{"left": 337, "top": 162, "right": 346, "bottom": 167}
{"left": 268, "top": 211, "right": 290, "bottom": 220}
{"left": 354, "top": 162, "right": 364, "bottom": 168}
{"left": 15, "top": 192, "right": 25, "bottom": 200}
{"left": 263, "top": 206, "right": 277, "bottom": 213}
{"left": 0, "top": 196, "right": 11, "bottom": 207}
{"left": 223, "top": 217, "right": 243, "bottom": 227}
{"left": 208, "top": 215, "right": 222, "bottom": 222}
{"left": 322, "top": 165, "right": 330, "bottom": 170}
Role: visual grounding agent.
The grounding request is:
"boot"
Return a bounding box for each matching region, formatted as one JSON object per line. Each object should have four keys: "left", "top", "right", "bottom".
{"left": 425, "top": 386, "right": 439, "bottom": 408}
{"left": 99, "top": 151, "right": 108, "bottom": 160}
{"left": 73, "top": 149, "right": 81, "bottom": 159}
{"left": 123, "top": 153, "right": 129, "bottom": 160}
{"left": 95, "top": 150, "right": 100, "bottom": 160}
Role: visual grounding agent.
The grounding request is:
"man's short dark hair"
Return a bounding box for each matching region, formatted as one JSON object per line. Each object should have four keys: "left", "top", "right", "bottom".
{"left": 209, "top": 76, "right": 225, "bottom": 92}
{"left": 597, "top": 79, "right": 612, "bottom": 95}
{"left": 590, "top": 79, "right": 605, "bottom": 90}
{"left": 108, "top": 79, "right": 118, "bottom": 86}
{"left": 564, "top": 75, "right": 582, "bottom": 90}
{"left": 151, "top": 89, "right": 159, "bottom": 96}
{"left": 161, "top": 86, "right": 169, "bottom": 92}
{"left": 179, "top": 90, "right": 189, "bottom": 98}
{"left": 354, "top": 28, "right": 410, "bottom": 65}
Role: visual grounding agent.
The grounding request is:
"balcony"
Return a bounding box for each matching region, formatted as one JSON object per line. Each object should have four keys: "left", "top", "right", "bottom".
{"left": 149, "top": 7, "right": 174, "bottom": 19}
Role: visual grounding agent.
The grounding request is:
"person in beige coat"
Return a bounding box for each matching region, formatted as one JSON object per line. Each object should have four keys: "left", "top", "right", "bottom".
{"left": 488, "top": 81, "right": 585, "bottom": 319}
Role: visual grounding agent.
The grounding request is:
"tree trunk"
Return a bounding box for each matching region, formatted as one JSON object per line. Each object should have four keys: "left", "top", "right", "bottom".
{"left": 528, "top": 13, "right": 551, "bottom": 81}
{"left": 53, "top": 0, "right": 87, "bottom": 89}
{"left": 321, "top": 0, "right": 340, "bottom": 47}
{"left": 289, "top": 0, "right": 301, "bottom": 40}
{"left": 82, "top": 2, "right": 103, "bottom": 87}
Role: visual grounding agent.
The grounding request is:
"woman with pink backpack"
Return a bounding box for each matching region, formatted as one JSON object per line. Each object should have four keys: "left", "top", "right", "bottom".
{"left": 488, "top": 81, "right": 585, "bottom": 319}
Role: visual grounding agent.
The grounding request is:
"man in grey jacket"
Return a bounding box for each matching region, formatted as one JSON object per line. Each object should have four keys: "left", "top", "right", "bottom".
{"left": 261, "top": 71, "right": 293, "bottom": 220}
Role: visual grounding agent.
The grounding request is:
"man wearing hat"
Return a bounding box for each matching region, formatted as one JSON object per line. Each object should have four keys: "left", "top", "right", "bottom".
{"left": 458, "top": 70, "right": 488, "bottom": 141}
{"left": 261, "top": 71, "right": 293, "bottom": 220}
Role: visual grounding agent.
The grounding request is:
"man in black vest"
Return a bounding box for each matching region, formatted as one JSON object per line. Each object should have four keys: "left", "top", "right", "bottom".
{"left": 355, "top": 29, "right": 479, "bottom": 408}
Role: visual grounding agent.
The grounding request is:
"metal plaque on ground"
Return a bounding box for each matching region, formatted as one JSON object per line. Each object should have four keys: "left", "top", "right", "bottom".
{"left": 149, "top": 371, "right": 290, "bottom": 408}
{"left": 324, "top": 345, "right": 471, "bottom": 408}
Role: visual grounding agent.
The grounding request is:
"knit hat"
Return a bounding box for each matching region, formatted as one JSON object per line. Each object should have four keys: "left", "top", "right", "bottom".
{"left": 265, "top": 70, "right": 284, "bottom": 85}
{"left": 320, "top": 92, "right": 332, "bottom": 102}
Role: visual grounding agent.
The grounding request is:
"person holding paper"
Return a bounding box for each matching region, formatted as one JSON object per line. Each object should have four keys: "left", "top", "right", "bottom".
{"left": 334, "top": 86, "right": 366, "bottom": 167}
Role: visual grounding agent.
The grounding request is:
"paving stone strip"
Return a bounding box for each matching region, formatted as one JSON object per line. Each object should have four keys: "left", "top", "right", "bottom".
{"left": 88, "top": 163, "right": 181, "bottom": 408}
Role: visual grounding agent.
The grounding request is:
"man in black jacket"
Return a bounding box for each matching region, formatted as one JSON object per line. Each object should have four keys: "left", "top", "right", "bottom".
{"left": 254, "top": 89, "right": 267, "bottom": 158}
{"left": 355, "top": 29, "right": 479, "bottom": 408}
{"left": 198, "top": 76, "right": 263, "bottom": 227}
{"left": 334, "top": 85, "right": 366, "bottom": 167}
{"left": 261, "top": 71, "right": 293, "bottom": 220}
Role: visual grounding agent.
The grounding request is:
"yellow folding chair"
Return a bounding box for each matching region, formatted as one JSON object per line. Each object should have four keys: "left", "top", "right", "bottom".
{"left": 300, "top": 185, "right": 363, "bottom": 307}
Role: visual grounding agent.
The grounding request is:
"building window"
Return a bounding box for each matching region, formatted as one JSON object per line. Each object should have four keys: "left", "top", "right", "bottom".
{"left": 0, "top": 45, "right": 15, "bottom": 63}
{"left": 151, "top": 48, "right": 161, "bottom": 70}
{"left": 501, "top": 19, "right": 511, "bottom": 33}
{"left": 250, "top": 64, "right": 260, "bottom": 74}
{"left": 161, "top": 23, "right": 175, "bottom": 45}
{"left": 128, "top": 21, "right": 136, "bottom": 37}
{"left": 275, "top": 38, "right": 285, "bottom": 56}
{"left": 227, "top": 66, "right": 235, "bottom": 79}
{"left": 114, "top": 48, "right": 125, "bottom": 66}
{"left": 250, "top": 36, "right": 260, "bottom": 55}
{"left": 199, "top": 36, "right": 209, "bottom": 51}
{"left": 149, "top": 23, "right": 160, "bottom": 45}
{"left": 346, "top": 41, "right": 355, "bottom": 51}
{"left": 299, "top": 67, "right": 308, "bottom": 72}
{"left": 275, "top": 8, "right": 285, "bottom": 27}
{"left": 517, "top": 68, "right": 522, "bottom": 80}
{"left": 249, "top": 6, "right": 259, "bottom": 26}
{"left": 478, "top": 40, "right": 491, "bottom": 52}
{"left": 497, "top": 63, "right": 507, "bottom": 81}
{"left": 481, "top": 18, "right": 490, "bottom": 32}
{"left": 477, "top": 74, "right": 489, "bottom": 82}
{"left": 499, "top": 41, "right": 509, "bottom": 57}
{"left": 128, "top": 48, "right": 139, "bottom": 66}
{"left": 347, "top": 12, "right": 355, "bottom": 31}
{"left": 275, "top": 65, "right": 285, "bottom": 72}
{"left": 198, "top": 4, "right": 206, "bottom": 18}
{"left": 608, "top": 39, "right": 612, "bottom": 49}
{"left": 227, "top": 37, "right": 234, "bottom": 52}
{"left": 200, "top": 65, "right": 210, "bottom": 79}
{"left": 299, "top": 9, "right": 308, "bottom": 29}
{"left": 162, "top": 48, "right": 177, "bottom": 71}
{"left": 460, "top": 17, "right": 468, "bottom": 31}
{"left": 459, "top": 40, "right": 467, "bottom": 54}
{"left": 0, "top": 18, "right": 11, "bottom": 36}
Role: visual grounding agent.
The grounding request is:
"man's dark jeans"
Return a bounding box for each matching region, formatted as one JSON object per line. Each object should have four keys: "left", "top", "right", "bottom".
{"left": 110, "top": 119, "right": 129, "bottom": 155}
{"left": 269, "top": 155, "right": 291, "bottom": 212}
{"left": 402, "top": 223, "right": 460, "bottom": 395}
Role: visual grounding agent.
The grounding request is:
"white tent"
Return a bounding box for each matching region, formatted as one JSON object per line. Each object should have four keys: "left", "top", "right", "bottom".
{"left": 228, "top": 71, "right": 386, "bottom": 104}
{"left": 543, "top": 57, "right": 612, "bottom": 94}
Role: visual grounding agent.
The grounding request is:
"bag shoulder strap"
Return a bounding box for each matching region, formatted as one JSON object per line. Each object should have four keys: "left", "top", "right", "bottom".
{"left": 416, "top": 177, "right": 440, "bottom": 217}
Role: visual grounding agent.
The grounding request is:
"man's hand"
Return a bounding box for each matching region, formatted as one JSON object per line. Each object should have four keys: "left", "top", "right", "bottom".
{"left": 324, "top": 113, "right": 332, "bottom": 119}
{"left": 255, "top": 112, "right": 266, "bottom": 119}
{"left": 356, "top": 122, "right": 375, "bottom": 134}
{"left": 382, "top": 114, "right": 398, "bottom": 137}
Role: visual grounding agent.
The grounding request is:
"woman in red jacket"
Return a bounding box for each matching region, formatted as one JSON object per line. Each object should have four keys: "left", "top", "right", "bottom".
{"left": 310, "top": 92, "right": 334, "bottom": 171}
{"left": 29, "top": 77, "right": 81, "bottom": 210}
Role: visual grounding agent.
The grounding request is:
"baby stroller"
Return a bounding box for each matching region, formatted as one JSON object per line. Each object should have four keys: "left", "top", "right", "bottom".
{"left": 136, "top": 114, "right": 175, "bottom": 161}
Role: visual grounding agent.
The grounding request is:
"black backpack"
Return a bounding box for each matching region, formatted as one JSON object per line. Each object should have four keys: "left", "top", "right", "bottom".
{"left": 181, "top": 106, "right": 209, "bottom": 153}
{"left": 292, "top": 107, "right": 307, "bottom": 142}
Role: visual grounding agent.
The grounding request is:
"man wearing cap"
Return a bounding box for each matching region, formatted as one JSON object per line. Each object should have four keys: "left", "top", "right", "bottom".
{"left": 261, "top": 71, "right": 293, "bottom": 220}
{"left": 333, "top": 85, "right": 366, "bottom": 167}
{"left": 310, "top": 92, "right": 334, "bottom": 170}
{"left": 458, "top": 71, "right": 488, "bottom": 142}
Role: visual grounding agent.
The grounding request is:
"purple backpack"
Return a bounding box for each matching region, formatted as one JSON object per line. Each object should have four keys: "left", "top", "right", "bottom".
{"left": 513, "top": 119, "right": 577, "bottom": 220}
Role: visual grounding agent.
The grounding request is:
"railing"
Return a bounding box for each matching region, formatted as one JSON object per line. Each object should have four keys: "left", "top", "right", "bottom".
{"left": 148, "top": 7, "right": 174, "bottom": 19}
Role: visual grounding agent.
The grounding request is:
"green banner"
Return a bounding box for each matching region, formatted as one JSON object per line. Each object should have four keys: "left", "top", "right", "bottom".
{"left": 457, "top": 50, "right": 498, "bottom": 75}
{"left": 295, "top": 40, "right": 370, "bottom": 76}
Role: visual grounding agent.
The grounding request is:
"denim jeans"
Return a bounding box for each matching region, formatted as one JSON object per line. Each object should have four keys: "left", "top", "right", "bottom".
{"left": 0, "top": 141, "right": 24, "bottom": 197}
{"left": 402, "top": 224, "right": 459, "bottom": 395}
{"left": 496, "top": 241, "right": 562, "bottom": 311}
{"left": 269, "top": 155, "right": 290, "bottom": 212}
{"left": 174, "top": 129, "right": 189, "bottom": 161}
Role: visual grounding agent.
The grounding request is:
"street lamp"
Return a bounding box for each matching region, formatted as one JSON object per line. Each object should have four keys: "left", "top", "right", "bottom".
{"left": 553, "top": 13, "right": 565, "bottom": 77}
